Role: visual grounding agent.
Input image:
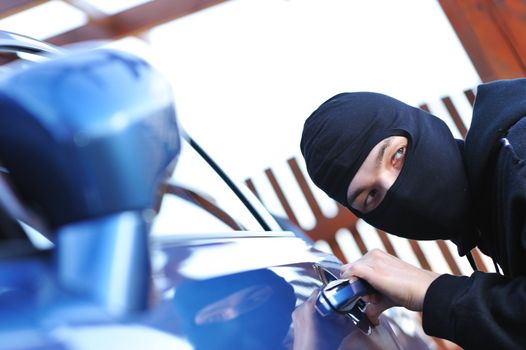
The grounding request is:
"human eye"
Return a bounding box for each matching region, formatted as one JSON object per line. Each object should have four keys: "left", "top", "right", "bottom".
{"left": 392, "top": 146, "right": 406, "bottom": 170}
{"left": 364, "top": 189, "right": 378, "bottom": 209}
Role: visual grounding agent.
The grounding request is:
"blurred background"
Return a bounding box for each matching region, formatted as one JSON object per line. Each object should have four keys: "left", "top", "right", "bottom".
{"left": 0, "top": 0, "right": 483, "bottom": 178}
{"left": 1, "top": 0, "right": 525, "bottom": 290}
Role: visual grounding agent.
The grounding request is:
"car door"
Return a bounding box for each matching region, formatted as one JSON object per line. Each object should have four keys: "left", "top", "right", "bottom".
{"left": 148, "top": 136, "right": 434, "bottom": 350}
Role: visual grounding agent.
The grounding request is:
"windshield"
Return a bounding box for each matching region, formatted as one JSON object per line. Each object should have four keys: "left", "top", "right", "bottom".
{"left": 151, "top": 138, "right": 267, "bottom": 236}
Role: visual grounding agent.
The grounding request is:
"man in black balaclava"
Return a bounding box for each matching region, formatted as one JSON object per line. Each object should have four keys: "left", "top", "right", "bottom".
{"left": 300, "top": 81, "right": 526, "bottom": 349}
{"left": 301, "top": 92, "right": 475, "bottom": 242}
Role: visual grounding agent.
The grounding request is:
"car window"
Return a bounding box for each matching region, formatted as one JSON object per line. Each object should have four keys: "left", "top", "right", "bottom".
{"left": 151, "top": 139, "right": 266, "bottom": 235}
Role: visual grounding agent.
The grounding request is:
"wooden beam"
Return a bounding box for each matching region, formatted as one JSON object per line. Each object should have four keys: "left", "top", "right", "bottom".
{"left": 439, "top": 0, "right": 526, "bottom": 82}
{"left": 265, "top": 167, "right": 300, "bottom": 227}
{"left": 441, "top": 96, "right": 468, "bottom": 138}
{"left": 48, "top": 0, "right": 227, "bottom": 45}
{"left": 0, "top": 0, "right": 47, "bottom": 20}
{"left": 488, "top": 0, "right": 526, "bottom": 73}
{"left": 464, "top": 88, "right": 476, "bottom": 106}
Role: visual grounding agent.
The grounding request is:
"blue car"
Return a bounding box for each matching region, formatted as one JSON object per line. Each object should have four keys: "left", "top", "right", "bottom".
{"left": 0, "top": 31, "right": 434, "bottom": 349}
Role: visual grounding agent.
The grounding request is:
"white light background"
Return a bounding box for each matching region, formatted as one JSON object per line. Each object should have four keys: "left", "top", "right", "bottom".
{"left": 3, "top": 0, "right": 489, "bottom": 273}
{"left": 144, "top": 0, "right": 486, "bottom": 273}
{"left": 146, "top": 0, "right": 481, "bottom": 182}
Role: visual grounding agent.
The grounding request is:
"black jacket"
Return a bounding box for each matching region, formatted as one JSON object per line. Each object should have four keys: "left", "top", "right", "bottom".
{"left": 422, "top": 79, "right": 526, "bottom": 349}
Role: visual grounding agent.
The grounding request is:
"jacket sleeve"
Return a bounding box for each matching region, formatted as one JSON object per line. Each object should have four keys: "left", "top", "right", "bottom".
{"left": 422, "top": 271, "right": 526, "bottom": 349}
{"left": 423, "top": 116, "right": 526, "bottom": 349}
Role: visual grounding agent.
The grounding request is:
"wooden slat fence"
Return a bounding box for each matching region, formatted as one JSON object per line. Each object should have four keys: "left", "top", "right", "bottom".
{"left": 245, "top": 87, "right": 494, "bottom": 350}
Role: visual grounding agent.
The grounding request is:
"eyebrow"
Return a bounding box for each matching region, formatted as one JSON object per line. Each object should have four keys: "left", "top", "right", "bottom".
{"left": 375, "top": 139, "right": 391, "bottom": 169}
{"left": 346, "top": 138, "right": 392, "bottom": 207}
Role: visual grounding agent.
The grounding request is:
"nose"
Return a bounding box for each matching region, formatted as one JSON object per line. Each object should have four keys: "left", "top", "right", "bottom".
{"left": 376, "top": 167, "right": 401, "bottom": 201}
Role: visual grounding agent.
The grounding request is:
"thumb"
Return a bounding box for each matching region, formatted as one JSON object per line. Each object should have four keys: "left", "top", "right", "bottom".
{"left": 362, "top": 294, "right": 393, "bottom": 326}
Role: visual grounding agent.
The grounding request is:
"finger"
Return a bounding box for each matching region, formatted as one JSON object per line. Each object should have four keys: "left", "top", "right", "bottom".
{"left": 365, "top": 294, "right": 394, "bottom": 325}
{"left": 341, "top": 265, "right": 375, "bottom": 284}
{"left": 341, "top": 250, "right": 397, "bottom": 293}
{"left": 366, "top": 308, "right": 380, "bottom": 326}
{"left": 340, "top": 265, "right": 357, "bottom": 279}
{"left": 364, "top": 301, "right": 388, "bottom": 326}
{"left": 361, "top": 290, "right": 381, "bottom": 303}
{"left": 339, "top": 263, "right": 351, "bottom": 276}
{"left": 339, "top": 258, "right": 370, "bottom": 278}
{"left": 340, "top": 274, "right": 358, "bottom": 284}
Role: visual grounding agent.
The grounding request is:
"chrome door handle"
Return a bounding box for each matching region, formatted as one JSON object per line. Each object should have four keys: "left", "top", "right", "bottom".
{"left": 315, "top": 278, "right": 376, "bottom": 335}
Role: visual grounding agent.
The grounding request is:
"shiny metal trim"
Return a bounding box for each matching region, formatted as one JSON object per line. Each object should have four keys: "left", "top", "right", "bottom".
{"left": 0, "top": 30, "right": 62, "bottom": 55}
{"left": 150, "top": 230, "right": 296, "bottom": 245}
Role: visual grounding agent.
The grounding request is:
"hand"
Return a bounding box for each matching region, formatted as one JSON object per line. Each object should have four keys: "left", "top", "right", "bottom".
{"left": 340, "top": 249, "right": 439, "bottom": 325}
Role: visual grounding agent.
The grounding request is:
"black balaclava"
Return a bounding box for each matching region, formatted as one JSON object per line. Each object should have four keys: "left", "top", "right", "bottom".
{"left": 300, "top": 92, "right": 475, "bottom": 241}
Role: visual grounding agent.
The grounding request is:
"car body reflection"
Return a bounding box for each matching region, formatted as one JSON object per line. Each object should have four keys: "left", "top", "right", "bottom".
{"left": 0, "top": 30, "right": 435, "bottom": 350}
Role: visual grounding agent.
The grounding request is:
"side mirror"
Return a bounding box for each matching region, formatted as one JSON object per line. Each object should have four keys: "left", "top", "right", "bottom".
{"left": 0, "top": 36, "right": 181, "bottom": 314}
{"left": 0, "top": 47, "right": 180, "bottom": 229}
